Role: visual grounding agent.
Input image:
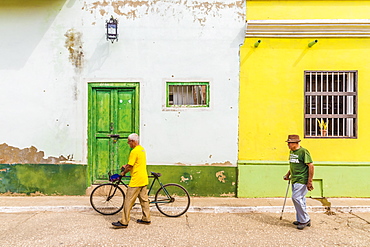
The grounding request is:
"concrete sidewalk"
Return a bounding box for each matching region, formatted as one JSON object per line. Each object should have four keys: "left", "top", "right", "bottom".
{"left": 1, "top": 196, "right": 370, "bottom": 213}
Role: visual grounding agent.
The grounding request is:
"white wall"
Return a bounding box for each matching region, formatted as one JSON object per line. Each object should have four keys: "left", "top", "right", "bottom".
{"left": 0, "top": 0, "right": 245, "bottom": 165}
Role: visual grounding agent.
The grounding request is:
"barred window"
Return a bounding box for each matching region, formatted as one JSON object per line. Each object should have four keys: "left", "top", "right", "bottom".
{"left": 304, "top": 71, "right": 357, "bottom": 138}
{"left": 167, "top": 82, "right": 209, "bottom": 107}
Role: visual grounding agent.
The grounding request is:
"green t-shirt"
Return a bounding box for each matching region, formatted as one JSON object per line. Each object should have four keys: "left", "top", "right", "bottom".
{"left": 289, "top": 146, "right": 313, "bottom": 184}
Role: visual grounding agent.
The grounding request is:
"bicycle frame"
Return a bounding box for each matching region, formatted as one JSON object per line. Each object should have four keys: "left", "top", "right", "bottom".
{"left": 91, "top": 171, "right": 190, "bottom": 217}
{"left": 113, "top": 173, "right": 172, "bottom": 205}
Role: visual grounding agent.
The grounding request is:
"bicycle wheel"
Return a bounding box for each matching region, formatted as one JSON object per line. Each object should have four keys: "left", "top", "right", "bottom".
{"left": 155, "top": 183, "right": 190, "bottom": 217}
{"left": 90, "top": 183, "right": 125, "bottom": 215}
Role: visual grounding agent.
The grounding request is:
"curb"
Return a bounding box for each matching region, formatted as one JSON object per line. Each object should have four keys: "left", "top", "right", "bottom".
{"left": 1, "top": 205, "right": 370, "bottom": 213}
{"left": 0, "top": 206, "right": 90, "bottom": 213}
{"left": 188, "top": 206, "right": 370, "bottom": 214}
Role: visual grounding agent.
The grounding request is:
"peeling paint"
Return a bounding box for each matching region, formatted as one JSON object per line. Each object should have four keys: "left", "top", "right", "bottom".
{"left": 84, "top": 0, "right": 244, "bottom": 25}
{"left": 207, "top": 161, "right": 233, "bottom": 166}
{"left": 216, "top": 170, "right": 226, "bottom": 183}
{"left": 175, "top": 161, "right": 234, "bottom": 166}
{"left": 0, "top": 143, "right": 75, "bottom": 164}
{"left": 180, "top": 174, "right": 193, "bottom": 183}
{"left": 64, "top": 28, "right": 84, "bottom": 69}
{"left": 220, "top": 192, "right": 235, "bottom": 197}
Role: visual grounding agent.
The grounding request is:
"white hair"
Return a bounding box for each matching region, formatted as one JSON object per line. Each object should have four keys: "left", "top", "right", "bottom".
{"left": 128, "top": 133, "right": 139, "bottom": 143}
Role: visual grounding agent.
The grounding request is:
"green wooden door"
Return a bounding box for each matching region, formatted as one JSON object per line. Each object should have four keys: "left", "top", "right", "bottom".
{"left": 88, "top": 83, "right": 139, "bottom": 184}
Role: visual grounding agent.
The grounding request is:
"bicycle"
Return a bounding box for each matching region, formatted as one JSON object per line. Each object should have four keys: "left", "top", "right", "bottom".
{"left": 90, "top": 171, "right": 191, "bottom": 217}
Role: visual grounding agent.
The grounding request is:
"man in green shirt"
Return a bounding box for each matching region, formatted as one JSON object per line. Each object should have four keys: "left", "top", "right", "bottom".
{"left": 283, "top": 134, "right": 314, "bottom": 230}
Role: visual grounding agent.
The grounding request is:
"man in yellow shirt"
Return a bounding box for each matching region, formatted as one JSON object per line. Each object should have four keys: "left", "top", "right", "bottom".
{"left": 112, "top": 133, "right": 151, "bottom": 228}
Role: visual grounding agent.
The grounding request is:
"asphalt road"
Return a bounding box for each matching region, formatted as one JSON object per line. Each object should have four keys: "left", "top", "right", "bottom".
{"left": 1, "top": 209, "right": 370, "bottom": 246}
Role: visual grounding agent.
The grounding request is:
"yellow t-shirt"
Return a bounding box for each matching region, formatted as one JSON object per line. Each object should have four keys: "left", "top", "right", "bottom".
{"left": 127, "top": 145, "right": 148, "bottom": 187}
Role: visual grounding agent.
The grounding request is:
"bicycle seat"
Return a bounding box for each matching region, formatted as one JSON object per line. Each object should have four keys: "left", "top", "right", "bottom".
{"left": 151, "top": 172, "right": 162, "bottom": 178}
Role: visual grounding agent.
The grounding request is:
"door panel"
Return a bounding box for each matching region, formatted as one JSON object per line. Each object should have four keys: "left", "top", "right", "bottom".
{"left": 88, "top": 83, "right": 139, "bottom": 183}
{"left": 115, "top": 89, "right": 135, "bottom": 169}
{"left": 96, "top": 138, "right": 110, "bottom": 179}
{"left": 94, "top": 89, "right": 113, "bottom": 180}
{"left": 117, "top": 138, "right": 131, "bottom": 168}
{"left": 96, "top": 90, "right": 111, "bottom": 132}
{"left": 117, "top": 90, "right": 134, "bottom": 134}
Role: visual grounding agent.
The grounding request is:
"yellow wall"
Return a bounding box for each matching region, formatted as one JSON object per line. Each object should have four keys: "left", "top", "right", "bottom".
{"left": 240, "top": 1, "right": 370, "bottom": 162}
{"left": 247, "top": 0, "right": 370, "bottom": 20}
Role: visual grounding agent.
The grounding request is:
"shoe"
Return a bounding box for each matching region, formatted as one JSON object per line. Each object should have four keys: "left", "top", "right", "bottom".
{"left": 112, "top": 221, "right": 128, "bottom": 228}
{"left": 136, "top": 219, "right": 151, "bottom": 225}
{"left": 293, "top": 221, "right": 299, "bottom": 225}
{"left": 297, "top": 220, "right": 311, "bottom": 230}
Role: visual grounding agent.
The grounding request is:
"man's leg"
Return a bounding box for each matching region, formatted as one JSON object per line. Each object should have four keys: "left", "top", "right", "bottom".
{"left": 120, "top": 186, "right": 141, "bottom": 225}
{"left": 137, "top": 186, "right": 151, "bottom": 222}
{"left": 291, "top": 183, "right": 310, "bottom": 223}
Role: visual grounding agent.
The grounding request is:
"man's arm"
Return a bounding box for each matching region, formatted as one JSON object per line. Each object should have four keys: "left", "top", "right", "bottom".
{"left": 121, "top": 164, "right": 133, "bottom": 176}
{"left": 306, "top": 163, "right": 314, "bottom": 191}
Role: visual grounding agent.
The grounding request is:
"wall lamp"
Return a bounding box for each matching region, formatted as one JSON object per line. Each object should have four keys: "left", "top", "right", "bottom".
{"left": 254, "top": 40, "right": 261, "bottom": 48}
{"left": 106, "top": 16, "right": 118, "bottom": 43}
{"left": 308, "top": 40, "right": 318, "bottom": 47}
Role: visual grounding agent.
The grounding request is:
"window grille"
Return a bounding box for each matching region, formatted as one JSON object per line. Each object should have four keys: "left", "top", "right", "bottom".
{"left": 304, "top": 71, "right": 357, "bottom": 138}
{"left": 167, "top": 82, "right": 209, "bottom": 107}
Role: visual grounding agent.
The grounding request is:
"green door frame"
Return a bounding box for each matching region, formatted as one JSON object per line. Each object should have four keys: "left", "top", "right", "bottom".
{"left": 87, "top": 82, "right": 140, "bottom": 185}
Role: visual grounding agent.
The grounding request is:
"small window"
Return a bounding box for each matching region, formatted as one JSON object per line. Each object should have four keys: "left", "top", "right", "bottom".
{"left": 167, "top": 82, "right": 209, "bottom": 107}
{"left": 304, "top": 71, "right": 357, "bottom": 138}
